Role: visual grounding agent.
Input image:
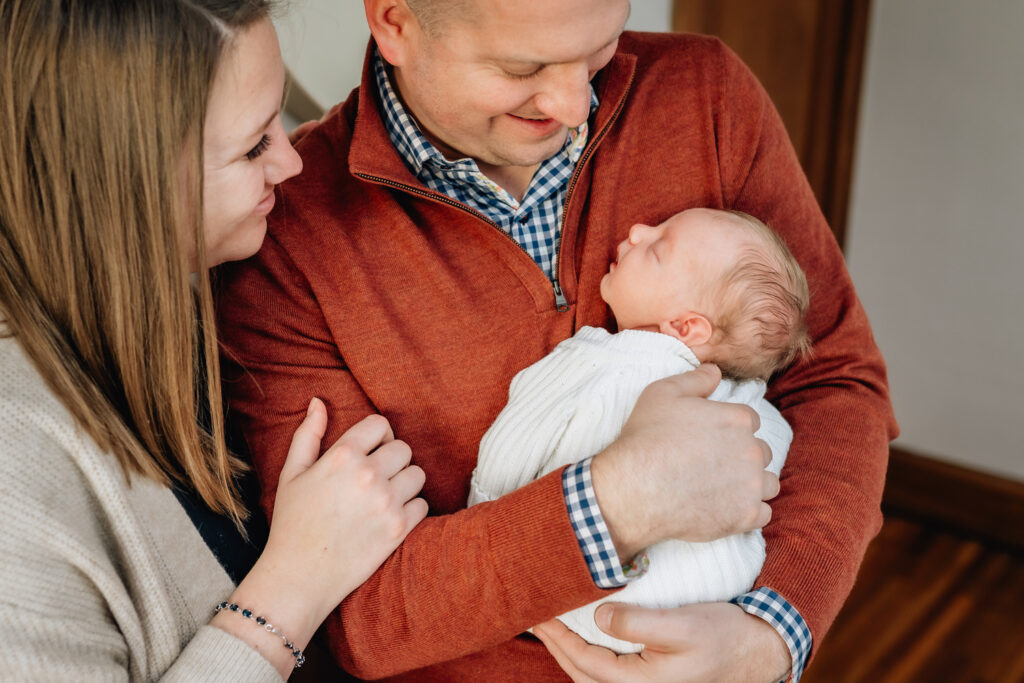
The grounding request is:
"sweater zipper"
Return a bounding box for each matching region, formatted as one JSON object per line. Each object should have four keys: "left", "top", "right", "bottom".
{"left": 551, "top": 69, "right": 635, "bottom": 311}
{"left": 353, "top": 173, "right": 568, "bottom": 310}
{"left": 355, "top": 71, "right": 633, "bottom": 314}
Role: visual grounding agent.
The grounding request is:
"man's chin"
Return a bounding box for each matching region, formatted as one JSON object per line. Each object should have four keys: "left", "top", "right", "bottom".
{"left": 491, "top": 140, "right": 569, "bottom": 169}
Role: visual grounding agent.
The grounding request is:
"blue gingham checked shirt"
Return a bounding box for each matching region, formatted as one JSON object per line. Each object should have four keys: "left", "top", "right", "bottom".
{"left": 374, "top": 51, "right": 811, "bottom": 682}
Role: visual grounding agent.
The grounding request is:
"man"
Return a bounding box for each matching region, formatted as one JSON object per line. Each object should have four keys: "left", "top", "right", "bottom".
{"left": 217, "top": 0, "right": 897, "bottom": 680}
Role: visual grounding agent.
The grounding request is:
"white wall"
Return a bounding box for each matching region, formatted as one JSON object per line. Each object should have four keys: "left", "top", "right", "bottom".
{"left": 846, "top": 0, "right": 1024, "bottom": 481}
{"left": 275, "top": 0, "right": 671, "bottom": 116}
{"left": 274, "top": 1, "right": 369, "bottom": 122}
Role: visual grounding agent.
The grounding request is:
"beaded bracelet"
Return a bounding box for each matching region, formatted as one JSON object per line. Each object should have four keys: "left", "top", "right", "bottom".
{"left": 214, "top": 601, "right": 305, "bottom": 668}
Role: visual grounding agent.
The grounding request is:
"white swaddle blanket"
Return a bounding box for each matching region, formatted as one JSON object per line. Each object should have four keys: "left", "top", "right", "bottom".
{"left": 468, "top": 326, "right": 790, "bottom": 653}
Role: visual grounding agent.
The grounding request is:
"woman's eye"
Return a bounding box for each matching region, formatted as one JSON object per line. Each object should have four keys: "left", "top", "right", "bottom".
{"left": 245, "top": 134, "right": 271, "bottom": 161}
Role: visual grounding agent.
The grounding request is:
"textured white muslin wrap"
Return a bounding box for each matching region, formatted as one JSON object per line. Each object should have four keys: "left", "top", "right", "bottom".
{"left": 468, "top": 327, "right": 790, "bottom": 653}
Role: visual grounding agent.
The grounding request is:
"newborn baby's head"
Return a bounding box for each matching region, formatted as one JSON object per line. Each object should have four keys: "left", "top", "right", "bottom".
{"left": 600, "top": 208, "right": 810, "bottom": 380}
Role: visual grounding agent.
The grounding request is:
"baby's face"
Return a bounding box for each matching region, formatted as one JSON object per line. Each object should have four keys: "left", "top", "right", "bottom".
{"left": 600, "top": 208, "right": 750, "bottom": 330}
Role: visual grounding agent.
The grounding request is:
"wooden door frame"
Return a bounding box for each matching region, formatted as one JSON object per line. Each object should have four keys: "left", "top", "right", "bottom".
{"left": 672, "top": 0, "right": 872, "bottom": 250}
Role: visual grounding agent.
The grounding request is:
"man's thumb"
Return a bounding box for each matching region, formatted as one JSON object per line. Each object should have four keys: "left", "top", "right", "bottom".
{"left": 674, "top": 362, "right": 722, "bottom": 398}
{"left": 595, "top": 603, "right": 690, "bottom": 651}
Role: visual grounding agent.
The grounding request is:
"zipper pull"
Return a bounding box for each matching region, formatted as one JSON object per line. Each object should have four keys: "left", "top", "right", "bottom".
{"left": 552, "top": 280, "right": 569, "bottom": 312}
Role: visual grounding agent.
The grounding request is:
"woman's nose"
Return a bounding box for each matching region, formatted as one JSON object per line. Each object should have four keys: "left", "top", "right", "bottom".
{"left": 266, "top": 128, "right": 303, "bottom": 185}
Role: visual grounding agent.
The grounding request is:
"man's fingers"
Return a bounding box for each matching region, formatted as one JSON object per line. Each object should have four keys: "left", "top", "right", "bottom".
{"left": 595, "top": 603, "right": 696, "bottom": 652}
{"left": 754, "top": 501, "right": 773, "bottom": 529}
{"left": 762, "top": 471, "right": 780, "bottom": 501}
{"left": 533, "top": 623, "right": 600, "bottom": 683}
{"left": 667, "top": 362, "right": 722, "bottom": 398}
{"left": 534, "top": 621, "right": 620, "bottom": 683}
{"left": 278, "top": 398, "right": 328, "bottom": 484}
{"left": 758, "top": 437, "right": 773, "bottom": 467}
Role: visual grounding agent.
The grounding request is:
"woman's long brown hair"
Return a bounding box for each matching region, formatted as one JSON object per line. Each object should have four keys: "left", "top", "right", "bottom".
{"left": 0, "top": 0, "right": 272, "bottom": 528}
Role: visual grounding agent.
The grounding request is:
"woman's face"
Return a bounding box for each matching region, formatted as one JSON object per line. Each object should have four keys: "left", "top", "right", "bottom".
{"left": 198, "top": 17, "right": 301, "bottom": 269}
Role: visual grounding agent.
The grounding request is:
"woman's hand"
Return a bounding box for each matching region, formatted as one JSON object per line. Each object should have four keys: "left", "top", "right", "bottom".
{"left": 533, "top": 602, "right": 791, "bottom": 683}
{"left": 265, "top": 398, "right": 427, "bottom": 608}
{"left": 214, "top": 398, "right": 427, "bottom": 676}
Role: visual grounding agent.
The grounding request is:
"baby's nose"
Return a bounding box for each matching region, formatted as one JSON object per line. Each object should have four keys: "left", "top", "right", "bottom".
{"left": 628, "top": 223, "right": 653, "bottom": 243}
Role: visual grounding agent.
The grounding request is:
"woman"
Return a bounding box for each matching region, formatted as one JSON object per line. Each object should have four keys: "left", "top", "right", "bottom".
{"left": 0, "top": 0, "right": 426, "bottom": 679}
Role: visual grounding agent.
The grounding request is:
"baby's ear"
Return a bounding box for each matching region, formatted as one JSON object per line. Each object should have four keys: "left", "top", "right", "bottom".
{"left": 660, "top": 314, "right": 713, "bottom": 347}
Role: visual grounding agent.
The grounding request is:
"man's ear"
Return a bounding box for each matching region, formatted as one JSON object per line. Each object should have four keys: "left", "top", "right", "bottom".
{"left": 364, "top": 0, "right": 419, "bottom": 67}
{"left": 659, "top": 314, "right": 713, "bottom": 347}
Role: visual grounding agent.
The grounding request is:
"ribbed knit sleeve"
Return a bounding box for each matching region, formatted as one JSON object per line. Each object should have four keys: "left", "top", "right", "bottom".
{"left": 0, "top": 339, "right": 281, "bottom": 682}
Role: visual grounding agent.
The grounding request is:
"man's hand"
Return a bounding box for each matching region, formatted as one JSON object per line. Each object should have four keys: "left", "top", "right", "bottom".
{"left": 533, "top": 602, "right": 792, "bottom": 683}
{"left": 591, "top": 363, "right": 779, "bottom": 558}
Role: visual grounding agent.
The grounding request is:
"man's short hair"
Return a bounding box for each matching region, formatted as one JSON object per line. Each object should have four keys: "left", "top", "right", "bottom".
{"left": 405, "top": 0, "right": 478, "bottom": 35}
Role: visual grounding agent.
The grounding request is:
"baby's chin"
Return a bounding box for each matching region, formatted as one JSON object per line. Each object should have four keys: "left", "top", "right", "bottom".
{"left": 598, "top": 271, "right": 613, "bottom": 304}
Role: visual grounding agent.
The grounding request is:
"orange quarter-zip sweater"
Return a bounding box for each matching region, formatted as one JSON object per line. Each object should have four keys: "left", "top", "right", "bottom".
{"left": 216, "top": 32, "right": 898, "bottom": 681}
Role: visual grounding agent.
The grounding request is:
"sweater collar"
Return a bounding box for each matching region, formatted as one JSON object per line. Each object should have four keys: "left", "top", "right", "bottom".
{"left": 347, "top": 38, "right": 638, "bottom": 187}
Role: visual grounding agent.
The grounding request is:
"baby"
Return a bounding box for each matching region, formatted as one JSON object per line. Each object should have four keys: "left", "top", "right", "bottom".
{"left": 468, "top": 207, "right": 811, "bottom": 653}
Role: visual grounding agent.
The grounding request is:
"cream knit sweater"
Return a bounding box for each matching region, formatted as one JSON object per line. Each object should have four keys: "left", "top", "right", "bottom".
{"left": 0, "top": 336, "right": 281, "bottom": 681}
{"left": 469, "top": 327, "right": 791, "bottom": 653}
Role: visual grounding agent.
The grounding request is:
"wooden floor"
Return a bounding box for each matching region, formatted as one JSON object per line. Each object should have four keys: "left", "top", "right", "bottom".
{"left": 802, "top": 515, "right": 1024, "bottom": 683}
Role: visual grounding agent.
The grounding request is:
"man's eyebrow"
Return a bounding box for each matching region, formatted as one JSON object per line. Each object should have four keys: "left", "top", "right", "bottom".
{"left": 496, "top": 33, "right": 623, "bottom": 67}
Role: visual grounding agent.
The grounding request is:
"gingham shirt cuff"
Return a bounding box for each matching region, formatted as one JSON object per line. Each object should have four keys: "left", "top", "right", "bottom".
{"left": 732, "top": 587, "right": 813, "bottom": 683}
{"left": 562, "top": 457, "right": 641, "bottom": 588}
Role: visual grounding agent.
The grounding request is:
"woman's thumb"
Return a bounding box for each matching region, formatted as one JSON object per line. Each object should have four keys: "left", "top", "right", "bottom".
{"left": 278, "top": 397, "right": 327, "bottom": 484}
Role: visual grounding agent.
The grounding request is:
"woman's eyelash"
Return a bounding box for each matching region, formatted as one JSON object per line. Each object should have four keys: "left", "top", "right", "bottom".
{"left": 245, "top": 134, "right": 271, "bottom": 161}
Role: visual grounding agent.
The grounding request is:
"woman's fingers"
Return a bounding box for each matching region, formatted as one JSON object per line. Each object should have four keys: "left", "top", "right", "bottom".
{"left": 278, "top": 398, "right": 328, "bottom": 484}
{"left": 325, "top": 413, "right": 395, "bottom": 457}
{"left": 389, "top": 463, "right": 426, "bottom": 503}
{"left": 402, "top": 496, "right": 429, "bottom": 532}
{"left": 368, "top": 438, "right": 413, "bottom": 479}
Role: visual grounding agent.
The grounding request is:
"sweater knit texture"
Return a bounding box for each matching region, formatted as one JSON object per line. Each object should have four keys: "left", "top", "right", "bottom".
{"left": 0, "top": 336, "right": 281, "bottom": 682}
{"left": 216, "top": 32, "right": 898, "bottom": 680}
{"left": 468, "top": 326, "right": 791, "bottom": 653}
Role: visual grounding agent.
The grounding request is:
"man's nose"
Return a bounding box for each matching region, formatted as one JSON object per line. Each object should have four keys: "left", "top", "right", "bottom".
{"left": 533, "top": 63, "right": 592, "bottom": 128}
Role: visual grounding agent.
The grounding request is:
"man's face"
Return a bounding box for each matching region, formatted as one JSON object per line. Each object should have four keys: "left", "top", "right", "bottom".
{"left": 391, "top": 0, "right": 630, "bottom": 173}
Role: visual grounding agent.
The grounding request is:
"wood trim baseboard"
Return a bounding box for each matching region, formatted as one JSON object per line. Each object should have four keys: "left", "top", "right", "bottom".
{"left": 882, "top": 447, "right": 1024, "bottom": 551}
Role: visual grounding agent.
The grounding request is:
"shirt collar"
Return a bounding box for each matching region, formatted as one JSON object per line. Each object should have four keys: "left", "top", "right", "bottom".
{"left": 373, "top": 49, "right": 599, "bottom": 179}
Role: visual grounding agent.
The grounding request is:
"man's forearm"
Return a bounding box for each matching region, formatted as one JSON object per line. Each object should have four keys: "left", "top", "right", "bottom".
{"left": 326, "top": 469, "right": 609, "bottom": 678}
